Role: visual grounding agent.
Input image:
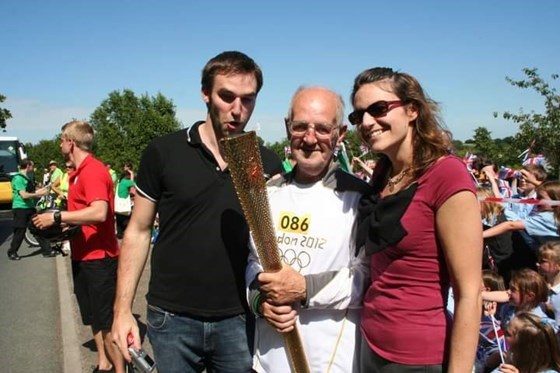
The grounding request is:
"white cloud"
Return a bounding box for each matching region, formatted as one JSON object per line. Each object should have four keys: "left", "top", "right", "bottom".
{"left": 4, "top": 98, "right": 288, "bottom": 146}
{"left": 3, "top": 98, "right": 93, "bottom": 143}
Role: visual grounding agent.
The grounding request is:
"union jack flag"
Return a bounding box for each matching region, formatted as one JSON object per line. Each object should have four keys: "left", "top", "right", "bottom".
{"left": 479, "top": 315, "right": 508, "bottom": 356}
{"left": 523, "top": 154, "right": 547, "bottom": 167}
{"left": 463, "top": 152, "right": 477, "bottom": 171}
{"left": 498, "top": 167, "right": 516, "bottom": 180}
{"left": 498, "top": 179, "right": 513, "bottom": 198}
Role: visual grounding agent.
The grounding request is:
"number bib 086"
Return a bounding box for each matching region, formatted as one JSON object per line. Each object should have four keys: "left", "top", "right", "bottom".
{"left": 277, "top": 212, "right": 310, "bottom": 234}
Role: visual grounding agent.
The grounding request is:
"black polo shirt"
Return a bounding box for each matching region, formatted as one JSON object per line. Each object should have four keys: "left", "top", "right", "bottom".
{"left": 136, "top": 122, "right": 282, "bottom": 317}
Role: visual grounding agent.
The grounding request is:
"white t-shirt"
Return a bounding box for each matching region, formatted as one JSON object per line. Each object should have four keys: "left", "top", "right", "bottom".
{"left": 246, "top": 175, "right": 368, "bottom": 373}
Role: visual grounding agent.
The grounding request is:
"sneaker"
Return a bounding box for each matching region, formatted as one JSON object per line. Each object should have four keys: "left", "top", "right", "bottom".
{"left": 8, "top": 252, "right": 21, "bottom": 261}
{"left": 61, "top": 241, "right": 71, "bottom": 255}
{"left": 42, "top": 251, "right": 57, "bottom": 258}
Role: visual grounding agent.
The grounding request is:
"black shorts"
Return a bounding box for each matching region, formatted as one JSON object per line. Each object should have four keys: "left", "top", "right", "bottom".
{"left": 72, "top": 257, "right": 118, "bottom": 331}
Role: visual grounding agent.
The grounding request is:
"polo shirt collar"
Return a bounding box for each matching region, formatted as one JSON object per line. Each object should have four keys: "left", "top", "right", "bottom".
{"left": 75, "top": 154, "right": 93, "bottom": 173}
{"left": 69, "top": 153, "right": 93, "bottom": 182}
{"left": 186, "top": 121, "right": 206, "bottom": 146}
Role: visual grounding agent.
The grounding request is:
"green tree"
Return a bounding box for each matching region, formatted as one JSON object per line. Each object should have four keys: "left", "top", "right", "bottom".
{"left": 472, "top": 126, "right": 497, "bottom": 159}
{"left": 450, "top": 138, "right": 465, "bottom": 156}
{"left": 494, "top": 68, "right": 560, "bottom": 178}
{"left": 25, "top": 138, "right": 64, "bottom": 177}
{"left": 266, "top": 138, "right": 289, "bottom": 160}
{"left": 468, "top": 127, "right": 524, "bottom": 168}
{"left": 89, "top": 89, "right": 182, "bottom": 172}
{"left": 0, "top": 94, "right": 13, "bottom": 130}
{"left": 493, "top": 136, "right": 522, "bottom": 168}
{"left": 342, "top": 129, "right": 363, "bottom": 159}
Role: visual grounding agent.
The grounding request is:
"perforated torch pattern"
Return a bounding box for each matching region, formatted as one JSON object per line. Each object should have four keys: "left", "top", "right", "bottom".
{"left": 221, "top": 132, "right": 310, "bottom": 373}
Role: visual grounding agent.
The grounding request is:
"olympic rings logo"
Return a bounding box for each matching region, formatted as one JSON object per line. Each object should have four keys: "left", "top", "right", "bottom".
{"left": 280, "top": 249, "right": 310, "bottom": 272}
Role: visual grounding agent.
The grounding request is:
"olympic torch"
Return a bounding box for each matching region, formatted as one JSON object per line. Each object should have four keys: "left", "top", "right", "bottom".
{"left": 221, "top": 131, "right": 310, "bottom": 373}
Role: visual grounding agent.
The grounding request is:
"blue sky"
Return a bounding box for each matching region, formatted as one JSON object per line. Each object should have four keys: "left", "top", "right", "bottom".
{"left": 1, "top": 0, "right": 558, "bottom": 145}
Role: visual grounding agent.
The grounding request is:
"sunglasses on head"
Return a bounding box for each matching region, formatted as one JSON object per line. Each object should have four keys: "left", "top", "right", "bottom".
{"left": 348, "top": 100, "right": 406, "bottom": 125}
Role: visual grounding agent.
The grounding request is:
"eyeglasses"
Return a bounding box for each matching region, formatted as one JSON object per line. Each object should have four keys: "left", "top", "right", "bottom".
{"left": 348, "top": 100, "right": 406, "bottom": 125}
{"left": 287, "top": 121, "right": 337, "bottom": 139}
{"left": 65, "top": 165, "right": 74, "bottom": 169}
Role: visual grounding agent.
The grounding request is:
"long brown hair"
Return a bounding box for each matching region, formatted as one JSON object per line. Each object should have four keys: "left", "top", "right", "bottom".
{"left": 509, "top": 269, "right": 549, "bottom": 311}
{"left": 477, "top": 186, "right": 504, "bottom": 224}
{"left": 482, "top": 269, "right": 506, "bottom": 291}
{"left": 350, "top": 67, "right": 451, "bottom": 178}
{"left": 509, "top": 312, "right": 560, "bottom": 373}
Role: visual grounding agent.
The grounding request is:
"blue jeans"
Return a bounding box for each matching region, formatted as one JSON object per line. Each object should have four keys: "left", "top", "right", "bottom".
{"left": 147, "top": 304, "right": 253, "bottom": 373}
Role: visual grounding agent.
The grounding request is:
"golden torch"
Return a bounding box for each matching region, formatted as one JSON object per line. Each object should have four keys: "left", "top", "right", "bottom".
{"left": 221, "top": 131, "right": 310, "bottom": 373}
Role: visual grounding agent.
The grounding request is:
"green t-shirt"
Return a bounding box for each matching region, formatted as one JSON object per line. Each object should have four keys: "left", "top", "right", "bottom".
{"left": 11, "top": 173, "right": 36, "bottom": 209}
{"left": 117, "top": 178, "right": 136, "bottom": 198}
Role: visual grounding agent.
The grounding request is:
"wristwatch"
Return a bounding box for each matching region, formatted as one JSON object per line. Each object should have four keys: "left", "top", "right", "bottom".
{"left": 53, "top": 211, "right": 62, "bottom": 226}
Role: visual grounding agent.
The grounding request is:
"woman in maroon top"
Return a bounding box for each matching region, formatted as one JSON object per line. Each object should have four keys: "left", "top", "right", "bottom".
{"left": 349, "top": 67, "right": 482, "bottom": 372}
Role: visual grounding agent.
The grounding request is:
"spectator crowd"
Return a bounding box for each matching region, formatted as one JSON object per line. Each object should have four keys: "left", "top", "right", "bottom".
{"left": 6, "top": 50, "right": 560, "bottom": 373}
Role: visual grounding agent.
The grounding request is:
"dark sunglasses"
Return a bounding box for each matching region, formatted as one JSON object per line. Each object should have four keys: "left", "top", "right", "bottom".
{"left": 348, "top": 100, "right": 405, "bottom": 125}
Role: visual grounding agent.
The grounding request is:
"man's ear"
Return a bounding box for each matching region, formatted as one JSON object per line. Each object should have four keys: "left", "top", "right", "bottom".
{"left": 284, "top": 118, "right": 291, "bottom": 139}
{"left": 201, "top": 88, "right": 210, "bottom": 104}
{"left": 336, "top": 125, "right": 348, "bottom": 146}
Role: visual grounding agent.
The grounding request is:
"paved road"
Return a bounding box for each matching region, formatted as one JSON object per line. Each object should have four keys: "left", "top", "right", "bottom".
{"left": 72, "top": 246, "right": 154, "bottom": 373}
{"left": 0, "top": 213, "right": 64, "bottom": 373}
{"left": 0, "top": 211, "right": 154, "bottom": 373}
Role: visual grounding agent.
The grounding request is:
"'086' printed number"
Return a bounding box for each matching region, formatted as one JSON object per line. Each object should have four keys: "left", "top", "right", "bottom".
{"left": 278, "top": 212, "right": 310, "bottom": 233}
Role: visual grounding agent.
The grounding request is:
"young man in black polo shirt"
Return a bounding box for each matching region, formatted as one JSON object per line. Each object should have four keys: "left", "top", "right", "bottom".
{"left": 112, "top": 51, "right": 282, "bottom": 372}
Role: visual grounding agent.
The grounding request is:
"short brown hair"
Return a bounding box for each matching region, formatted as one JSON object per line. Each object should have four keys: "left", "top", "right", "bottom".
{"left": 523, "top": 164, "right": 547, "bottom": 182}
{"left": 201, "top": 51, "right": 263, "bottom": 94}
{"left": 19, "top": 159, "right": 34, "bottom": 169}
